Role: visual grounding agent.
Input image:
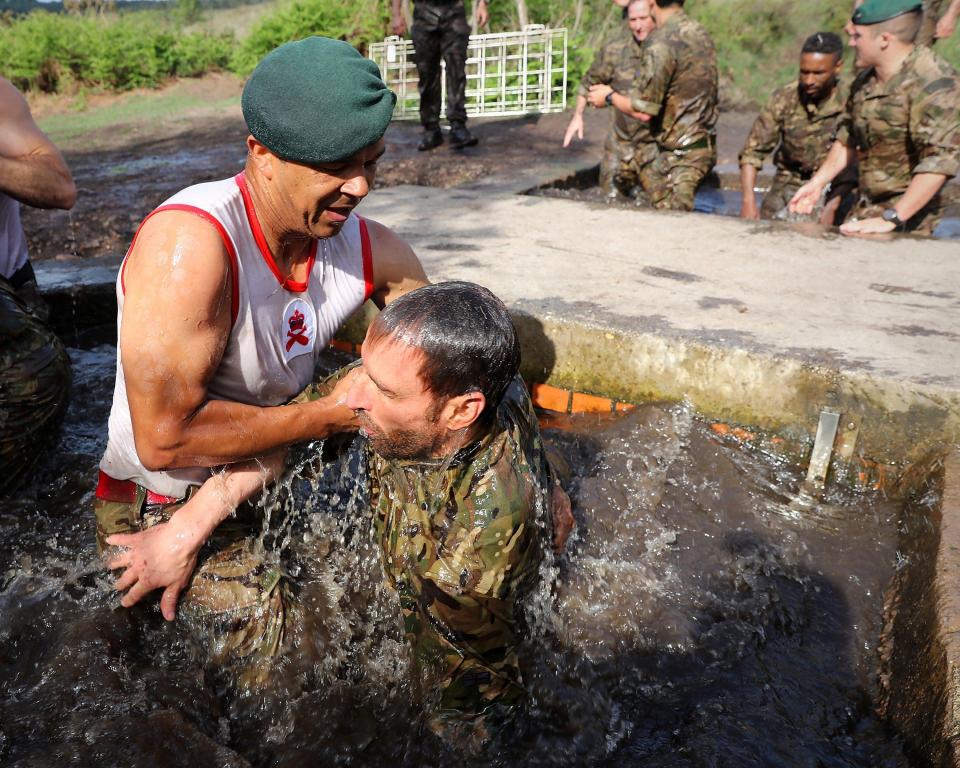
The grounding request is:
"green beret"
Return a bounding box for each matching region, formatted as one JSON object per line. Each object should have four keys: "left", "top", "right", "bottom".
{"left": 852, "top": 0, "right": 922, "bottom": 25}
{"left": 242, "top": 36, "right": 396, "bottom": 164}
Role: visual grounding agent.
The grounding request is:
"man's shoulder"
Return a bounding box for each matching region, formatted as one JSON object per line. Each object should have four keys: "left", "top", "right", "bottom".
{"left": 770, "top": 81, "right": 800, "bottom": 108}
{"left": 906, "top": 45, "right": 960, "bottom": 90}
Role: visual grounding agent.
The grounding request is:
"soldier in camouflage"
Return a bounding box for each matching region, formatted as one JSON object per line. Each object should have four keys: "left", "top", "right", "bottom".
{"left": 345, "top": 282, "right": 562, "bottom": 731}
{"left": 590, "top": 0, "right": 719, "bottom": 211}
{"left": 917, "top": 0, "right": 960, "bottom": 44}
{"left": 562, "top": 0, "right": 657, "bottom": 198}
{"left": 790, "top": 0, "right": 960, "bottom": 236}
{"left": 0, "top": 76, "right": 76, "bottom": 497}
{"left": 739, "top": 32, "right": 855, "bottom": 223}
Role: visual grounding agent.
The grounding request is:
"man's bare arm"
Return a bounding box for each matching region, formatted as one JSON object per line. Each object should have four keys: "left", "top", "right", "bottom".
{"left": 0, "top": 78, "right": 76, "bottom": 210}
{"left": 840, "top": 172, "right": 949, "bottom": 235}
{"left": 121, "top": 212, "right": 356, "bottom": 471}
{"left": 789, "top": 140, "right": 855, "bottom": 215}
{"left": 364, "top": 217, "right": 430, "bottom": 308}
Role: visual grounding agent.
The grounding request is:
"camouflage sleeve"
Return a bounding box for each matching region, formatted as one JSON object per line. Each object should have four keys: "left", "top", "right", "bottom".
{"left": 911, "top": 78, "right": 960, "bottom": 178}
{"left": 833, "top": 74, "right": 862, "bottom": 147}
{"left": 739, "top": 89, "right": 782, "bottom": 170}
{"left": 578, "top": 37, "right": 617, "bottom": 98}
{"left": 630, "top": 36, "right": 671, "bottom": 115}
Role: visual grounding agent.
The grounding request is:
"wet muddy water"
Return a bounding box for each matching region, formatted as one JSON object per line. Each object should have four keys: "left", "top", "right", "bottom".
{"left": 0, "top": 346, "right": 934, "bottom": 766}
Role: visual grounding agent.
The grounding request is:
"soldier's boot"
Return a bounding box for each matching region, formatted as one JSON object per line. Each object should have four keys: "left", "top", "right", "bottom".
{"left": 448, "top": 121, "right": 478, "bottom": 150}
{"left": 418, "top": 126, "right": 444, "bottom": 152}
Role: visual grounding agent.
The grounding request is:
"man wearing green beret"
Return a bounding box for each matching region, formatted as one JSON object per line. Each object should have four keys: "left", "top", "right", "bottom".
{"left": 95, "top": 37, "right": 429, "bottom": 675}
{"left": 790, "top": 0, "right": 960, "bottom": 235}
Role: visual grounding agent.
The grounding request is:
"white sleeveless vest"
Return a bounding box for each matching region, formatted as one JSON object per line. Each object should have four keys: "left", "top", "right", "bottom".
{"left": 100, "top": 172, "right": 372, "bottom": 497}
{"left": 0, "top": 192, "right": 29, "bottom": 281}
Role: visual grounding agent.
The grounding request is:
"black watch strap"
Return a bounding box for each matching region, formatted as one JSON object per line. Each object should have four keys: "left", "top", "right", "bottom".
{"left": 882, "top": 208, "right": 905, "bottom": 230}
{"left": 605, "top": 90, "right": 616, "bottom": 106}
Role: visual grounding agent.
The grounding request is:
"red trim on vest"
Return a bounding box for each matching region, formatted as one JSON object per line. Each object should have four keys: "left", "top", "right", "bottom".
{"left": 234, "top": 172, "right": 316, "bottom": 293}
{"left": 96, "top": 469, "right": 181, "bottom": 506}
{"left": 121, "top": 204, "right": 240, "bottom": 327}
{"left": 358, "top": 216, "right": 374, "bottom": 302}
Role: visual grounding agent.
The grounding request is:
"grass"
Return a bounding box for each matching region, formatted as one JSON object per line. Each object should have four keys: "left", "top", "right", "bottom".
{"left": 36, "top": 84, "right": 239, "bottom": 144}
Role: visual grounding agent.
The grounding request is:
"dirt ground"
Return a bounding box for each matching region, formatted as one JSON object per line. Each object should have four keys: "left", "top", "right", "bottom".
{"left": 22, "top": 74, "right": 755, "bottom": 263}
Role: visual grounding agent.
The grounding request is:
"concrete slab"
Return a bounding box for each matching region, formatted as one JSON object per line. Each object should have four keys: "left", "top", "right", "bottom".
{"left": 360, "top": 185, "right": 959, "bottom": 390}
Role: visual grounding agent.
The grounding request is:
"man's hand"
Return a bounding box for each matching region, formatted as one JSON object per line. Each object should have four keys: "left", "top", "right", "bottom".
{"left": 587, "top": 84, "right": 613, "bottom": 108}
{"left": 326, "top": 366, "right": 362, "bottom": 429}
{"left": 106, "top": 514, "right": 207, "bottom": 621}
{"left": 936, "top": 11, "right": 957, "bottom": 39}
{"left": 475, "top": 0, "right": 489, "bottom": 27}
{"left": 391, "top": 13, "right": 407, "bottom": 36}
{"left": 788, "top": 181, "right": 825, "bottom": 216}
{"left": 551, "top": 484, "right": 575, "bottom": 553}
{"left": 563, "top": 114, "right": 585, "bottom": 147}
{"left": 839, "top": 216, "right": 897, "bottom": 236}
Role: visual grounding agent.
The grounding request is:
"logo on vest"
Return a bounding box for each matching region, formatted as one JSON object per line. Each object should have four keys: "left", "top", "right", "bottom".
{"left": 282, "top": 298, "right": 316, "bottom": 362}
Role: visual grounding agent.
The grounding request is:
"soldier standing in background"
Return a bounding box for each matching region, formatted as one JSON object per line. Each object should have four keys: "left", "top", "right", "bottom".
{"left": 391, "top": 0, "right": 486, "bottom": 151}
{"left": 790, "top": 0, "right": 960, "bottom": 236}
{"left": 917, "top": 0, "right": 960, "bottom": 44}
{"left": 739, "top": 32, "right": 855, "bottom": 224}
{"left": 562, "top": 0, "right": 657, "bottom": 199}
{"left": 588, "top": 0, "right": 719, "bottom": 211}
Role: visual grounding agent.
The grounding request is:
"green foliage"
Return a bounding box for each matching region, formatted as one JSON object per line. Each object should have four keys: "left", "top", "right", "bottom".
{"left": 0, "top": 9, "right": 232, "bottom": 92}
{"left": 231, "top": 0, "right": 388, "bottom": 75}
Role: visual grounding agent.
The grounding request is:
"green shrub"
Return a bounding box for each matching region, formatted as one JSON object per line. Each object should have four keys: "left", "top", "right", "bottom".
{"left": 231, "top": 0, "right": 388, "bottom": 75}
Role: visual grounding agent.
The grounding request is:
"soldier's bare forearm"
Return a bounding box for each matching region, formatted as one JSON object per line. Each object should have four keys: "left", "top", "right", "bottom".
{"left": 739, "top": 164, "right": 759, "bottom": 214}
{"left": 893, "top": 173, "right": 949, "bottom": 221}
{"left": 0, "top": 152, "right": 76, "bottom": 210}
{"left": 809, "top": 141, "right": 854, "bottom": 189}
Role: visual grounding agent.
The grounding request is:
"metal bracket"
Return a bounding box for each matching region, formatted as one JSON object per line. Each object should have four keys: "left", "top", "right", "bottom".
{"left": 806, "top": 410, "right": 840, "bottom": 489}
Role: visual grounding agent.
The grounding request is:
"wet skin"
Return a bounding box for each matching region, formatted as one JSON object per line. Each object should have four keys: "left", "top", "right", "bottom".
{"left": 799, "top": 52, "right": 842, "bottom": 102}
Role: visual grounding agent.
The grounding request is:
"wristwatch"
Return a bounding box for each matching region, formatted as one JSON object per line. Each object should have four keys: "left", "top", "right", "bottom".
{"left": 605, "top": 90, "right": 616, "bottom": 107}
{"left": 882, "top": 208, "right": 905, "bottom": 230}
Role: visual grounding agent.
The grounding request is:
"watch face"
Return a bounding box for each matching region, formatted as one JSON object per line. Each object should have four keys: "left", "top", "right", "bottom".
{"left": 882, "top": 209, "right": 898, "bottom": 223}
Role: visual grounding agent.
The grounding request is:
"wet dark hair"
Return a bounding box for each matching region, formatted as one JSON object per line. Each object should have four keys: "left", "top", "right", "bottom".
{"left": 366, "top": 281, "right": 521, "bottom": 422}
{"left": 654, "top": 0, "right": 684, "bottom": 7}
{"left": 801, "top": 31, "right": 844, "bottom": 57}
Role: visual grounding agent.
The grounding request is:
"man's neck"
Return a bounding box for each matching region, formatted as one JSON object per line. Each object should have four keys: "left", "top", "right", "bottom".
{"left": 430, "top": 420, "right": 490, "bottom": 462}
{"left": 244, "top": 168, "right": 314, "bottom": 276}
{"left": 876, "top": 44, "right": 914, "bottom": 83}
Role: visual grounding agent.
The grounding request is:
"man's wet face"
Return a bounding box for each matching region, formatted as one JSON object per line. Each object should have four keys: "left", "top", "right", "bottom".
{"left": 798, "top": 52, "right": 840, "bottom": 100}
{"left": 275, "top": 138, "right": 385, "bottom": 240}
{"left": 345, "top": 335, "right": 449, "bottom": 461}
{"left": 628, "top": 1, "right": 655, "bottom": 42}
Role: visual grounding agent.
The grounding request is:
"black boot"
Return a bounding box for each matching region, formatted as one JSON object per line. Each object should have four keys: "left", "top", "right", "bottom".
{"left": 448, "top": 122, "right": 478, "bottom": 149}
{"left": 417, "top": 126, "right": 443, "bottom": 151}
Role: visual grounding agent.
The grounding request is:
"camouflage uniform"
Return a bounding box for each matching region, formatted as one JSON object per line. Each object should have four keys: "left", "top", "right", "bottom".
{"left": 739, "top": 80, "right": 854, "bottom": 220}
{"left": 368, "top": 377, "right": 551, "bottom": 728}
{"left": 0, "top": 274, "right": 70, "bottom": 497}
{"left": 578, "top": 28, "right": 656, "bottom": 197}
{"left": 630, "top": 10, "right": 719, "bottom": 211}
{"left": 411, "top": 0, "right": 471, "bottom": 129}
{"left": 835, "top": 45, "right": 960, "bottom": 234}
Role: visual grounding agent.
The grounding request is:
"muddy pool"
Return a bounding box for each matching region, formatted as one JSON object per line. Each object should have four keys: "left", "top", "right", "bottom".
{"left": 0, "top": 345, "right": 937, "bottom": 767}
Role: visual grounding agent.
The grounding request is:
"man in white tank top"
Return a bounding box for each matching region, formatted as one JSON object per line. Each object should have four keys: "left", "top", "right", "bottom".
{"left": 97, "top": 38, "right": 428, "bottom": 660}
{"left": 0, "top": 76, "right": 77, "bottom": 496}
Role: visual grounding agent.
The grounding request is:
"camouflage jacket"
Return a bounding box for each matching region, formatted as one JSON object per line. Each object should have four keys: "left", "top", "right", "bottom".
{"left": 579, "top": 27, "right": 653, "bottom": 144}
{"left": 835, "top": 45, "right": 960, "bottom": 204}
{"left": 367, "top": 377, "right": 551, "bottom": 717}
{"left": 629, "top": 10, "right": 719, "bottom": 151}
{"left": 739, "top": 80, "right": 848, "bottom": 181}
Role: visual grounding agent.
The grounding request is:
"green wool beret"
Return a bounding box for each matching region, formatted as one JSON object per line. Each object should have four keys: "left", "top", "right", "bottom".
{"left": 242, "top": 36, "right": 396, "bottom": 164}
{"left": 852, "top": 0, "right": 923, "bottom": 25}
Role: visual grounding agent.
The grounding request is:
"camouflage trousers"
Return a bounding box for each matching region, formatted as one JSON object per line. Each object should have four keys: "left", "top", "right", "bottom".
{"left": 0, "top": 276, "right": 71, "bottom": 497}
{"left": 599, "top": 134, "right": 658, "bottom": 199}
{"left": 412, "top": 0, "right": 470, "bottom": 127}
{"left": 639, "top": 145, "right": 717, "bottom": 211}
{"left": 95, "top": 491, "right": 293, "bottom": 685}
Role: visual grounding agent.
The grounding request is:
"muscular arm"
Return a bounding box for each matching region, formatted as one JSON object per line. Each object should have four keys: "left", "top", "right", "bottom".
{"left": 365, "top": 216, "right": 429, "bottom": 308}
{"left": 739, "top": 95, "right": 781, "bottom": 219}
{"left": 121, "top": 212, "right": 356, "bottom": 471}
{"left": 0, "top": 78, "right": 76, "bottom": 210}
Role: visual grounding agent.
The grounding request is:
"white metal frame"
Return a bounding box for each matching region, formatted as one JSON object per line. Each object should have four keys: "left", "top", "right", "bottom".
{"left": 368, "top": 24, "right": 568, "bottom": 120}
